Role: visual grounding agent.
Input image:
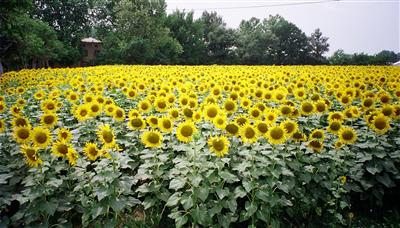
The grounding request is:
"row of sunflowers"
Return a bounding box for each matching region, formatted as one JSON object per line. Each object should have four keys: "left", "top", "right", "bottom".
{"left": 0, "top": 65, "right": 399, "bottom": 226}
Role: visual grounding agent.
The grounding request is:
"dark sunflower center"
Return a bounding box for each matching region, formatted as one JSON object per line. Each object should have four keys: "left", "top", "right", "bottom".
{"left": 342, "top": 130, "right": 354, "bottom": 140}
{"left": 245, "top": 127, "right": 255, "bottom": 139}
{"left": 44, "top": 115, "right": 55, "bottom": 124}
{"left": 181, "top": 126, "right": 193, "bottom": 137}
{"left": 213, "top": 140, "right": 225, "bottom": 151}
{"left": 26, "top": 149, "right": 37, "bottom": 161}
{"left": 102, "top": 131, "right": 113, "bottom": 143}
{"left": 57, "top": 144, "right": 69, "bottom": 155}
{"left": 18, "top": 129, "right": 30, "bottom": 139}
{"left": 374, "top": 118, "right": 387, "bottom": 130}
{"left": 226, "top": 124, "right": 238, "bottom": 134}
{"left": 35, "top": 132, "right": 47, "bottom": 144}
{"left": 131, "top": 118, "right": 143, "bottom": 128}
{"left": 330, "top": 122, "right": 341, "bottom": 131}
{"left": 302, "top": 103, "right": 313, "bottom": 113}
{"left": 207, "top": 107, "right": 218, "bottom": 118}
{"left": 148, "top": 133, "right": 160, "bottom": 144}
{"left": 257, "top": 123, "right": 268, "bottom": 133}
{"left": 270, "top": 128, "right": 284, "bottom": 140}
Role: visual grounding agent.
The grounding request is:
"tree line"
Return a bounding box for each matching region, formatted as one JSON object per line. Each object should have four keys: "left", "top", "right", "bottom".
{"left": 1, "top": 0, "right": 399, "bottom": 71}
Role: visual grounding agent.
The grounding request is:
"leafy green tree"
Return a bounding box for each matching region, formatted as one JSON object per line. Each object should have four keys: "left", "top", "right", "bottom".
{"left": 308, "top": 28, "right": 329, "bottom": 64}
{"left": 200, "top": 11, "right": 237, "bottom": 64}
{"left": 166, "top": 10, "right": 207, "bottom": 64}
{"left": 263, "top": 15, "right": 312, "bottom": 65}
{"left": 236, "top": 17, "right": 277, "bottom": 64}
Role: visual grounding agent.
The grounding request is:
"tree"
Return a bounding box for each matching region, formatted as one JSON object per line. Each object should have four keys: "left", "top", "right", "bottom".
{"left": 166, "top": 10, "right": 207, "bottom": 64}
{"left": 263, "top": 15, "right": 312, "bottom": 65}
{"left": 236, "top": 17, "right": 277, "bottom": 64}
{"left": 200, "top": 11, "right": 237, "bottom": 64}
{"left": 308, "top": 28, "right": 329, "bottom": 64}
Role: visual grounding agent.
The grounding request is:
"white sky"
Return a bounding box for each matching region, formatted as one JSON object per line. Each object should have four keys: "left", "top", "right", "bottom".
{"left": 165, "top": 0, "right": 400, "bottom": 56}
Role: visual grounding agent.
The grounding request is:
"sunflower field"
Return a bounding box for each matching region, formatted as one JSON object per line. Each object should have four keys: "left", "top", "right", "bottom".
{"left": 0, "top": 65, "right": 400, "bottom": 227}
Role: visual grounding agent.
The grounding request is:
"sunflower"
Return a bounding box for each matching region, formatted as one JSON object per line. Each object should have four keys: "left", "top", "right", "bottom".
{"left": 327, "top": 120, "right": 342, "bottom": 134}
{"left": 203, "top": 103, "right": 220, "bottom": 121}
{"left": 21, "top": 144, "right": 42, "bottom": 167}
{"left": 41, "top": 99, "right": 58, "bottom": 113}
{"left": 266, "top": 125, "right": 287, "bottom": 145}
{"left": 141, "top": 130, "right": 163, "bottom": 148}
{"left": 223, "top": 99, "right": 237, "bottom": 114}
{"left": 57, "top": 128, "right": 73, "bottom": 142}
{"left": 292, "top": 131, "right": 307, "bottom": 142}
{"left": 154, "top": 97, "right": 169, "bottom": 112}
{"left": 105, "top": 104, "right": 116, "bottom": 116}
{"left": 213, "top": 114, "right": 227, "bottom": 130}
{"left": 225, "top": 122, "right": 240, "bottom": 136}
{"left": 147, "top": 115, "right": 159, "bottom": 128}
{"left": 208, "top": 136, "right": 230, "bottom": 157}
{"left": 13, "top": 126, "right": 32, "bottom": 144}
{"left": 335, "top": 140, "right": 344, "bottom": 149}
{"left": 249, "top": 107, "right": 263, "bottom": 119}
{"left": 264, "top": 109, "right": 278, "bottom": 124}
{"left": 300, "top": 100, "right": 315, "bottom": 116}
{"left": 280, "top": 119, "right": 298, "bottom": 138}
{"left": 0, "top": 119, "right": 5, "bottom": 133}
{"left": 16, "top": 98, "right": 26, "bottom": 107}
{"left": 279, "top": 105, "right": 293, "bottom": 117}
{"left": 381, "top": 105, "right": 394, "bottom": 118}
{"left": 32, "top": 126, "right": 52, "bottom": 149}
{"left": 370, "top": 114, "right": 391, "bottom": 135}
{"left": 315, "top": 100, "right": 327, "bottom": 113}
{"left": 67, "top": 91, "right": 79, "bottom": 103}
{"left": 126, "top": 89, "right": 137, "bottom": 99}
{"left": 338, "top": 126, "right": 357, "bottom": 144}
{"left": 113, "top": 107, "right": 126, "bottom": 121}
{"left": 97, "top": 124, "right": 116, "bottom": 148}
{"left": 0, "top": 102, "right": 6, "bottom": 113}
{"left": 52, "top": 140, "right": 72, "bottom": 157}
{"left": 169, "top": 108, "right": 180, "bottom": 120}
{"left": 12, "top": 115, "right": 31, "bottom": 128}
{"left": 10, "top": 105, "right": 23, "bottom": 116}
{"left": 83, "top": 142, "right": 103, "bottom": 161}
{"left": 159, "top": 116, "right": 174, "bottom": 133}
{"left": 75, "top": 104, "right": 91, "bottom": 121}
{"left": 308, "top": 140, "right": 323, "bottom": 153}
{"left": 176, "top": 121, "right": 197, "bottom": 143}
{"left": 34, "top": 90, "right": 46, "bottom": 100}
{"left": 89, "top": 102, "right": 103, "bottom": 117}
{"left": 328, "top": 111, "right": 344, "bottom": 123}
{"left": 128, "top": 109, "right": 141, "bottom": 118}
{"left": 240, "top": 124, "right": 259, "bottom": 144}
{"left": 40, "top": 112, "right": 58, "bottom": 128}
{"left": 67, "top": 148, "right": 79, "bottom": 166}
{"left": 182, "top": 107, "right": 194, "bottom": 119}
{"left": 192, "top": 110, "right": 202, "bottom": 122}
{"left": 138, "top": 99, "right": 152, "bottom": 114}
{"left": 255, "top": 121, "right": 269, "bottom": 136}
{"left": 128, "top": 116, "right": 146, "bottom": 130}
{"left": 240, "top": 98, "right": 252, "bottom": 110}
{"left": 361, "top": 97, "right": 374, "bottom": 109}
{"left": 310, "top": 129, "right": 325, "bottom": 141}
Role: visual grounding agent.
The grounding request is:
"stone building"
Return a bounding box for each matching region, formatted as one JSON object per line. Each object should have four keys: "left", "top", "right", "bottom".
{"left": 81, "top": 37, "right": 102, "bottom": 66}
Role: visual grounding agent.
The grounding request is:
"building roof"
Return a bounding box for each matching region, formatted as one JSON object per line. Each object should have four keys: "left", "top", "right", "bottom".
{"left": 81, "top": 37, "right": 102, "bottom": 43}
{"left": 393, "top": 61, "right": 400, "bottom": 66}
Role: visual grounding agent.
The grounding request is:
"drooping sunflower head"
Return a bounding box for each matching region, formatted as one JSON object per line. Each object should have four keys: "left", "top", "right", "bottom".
{"left": 280, "top": 119, "right": 298, "bottom": 137}
{"left": 308, "top": 140, "right": 323, "bottom": 153}
{"left": 266, "top": 125, "right": 287, "bottom": 145}
{"left": 225, "top": 122, "right": 240, "bottom": 136}
{"left": 31, "top": 126, "right": 52, "bottom": 149}
{"left": 41, "top": 112, "right": 58, "bottom": 128}
{"left": 176, "top": 121, "right": 197, "bottom": 143}
{"left": 21, "top": 144, "right": 42, "bottom": 167}
{"left": 240, "top": 124, "right": 259, "bottom": 144}
{"left": 310, "top": 129, "right": 325, "bottom": 141}
{"left": 338, "top": 126, "right": 357, "bottom": 144}
{"left": 208, "top": 136, "right": 230, "bottom": 157}
{"left": 97, "top": 124, "right": 116, "bottom": 147}
{"left": 141, "top": 130, "right": 163, "bottom": 148}
{"left": 292, "top": 131, "right": 307, "bottom": 142}
{"left": 57, "top": 128, "right": 73, "bottom": 142}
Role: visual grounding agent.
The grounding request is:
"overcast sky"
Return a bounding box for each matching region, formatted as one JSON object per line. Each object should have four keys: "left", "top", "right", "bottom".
{"left": 165, "top": 0, "right": 400, "bottom": 56}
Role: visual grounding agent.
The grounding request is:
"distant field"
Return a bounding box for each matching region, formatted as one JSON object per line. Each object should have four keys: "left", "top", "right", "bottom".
{"left": 0, "top": 65, "right": 399, "bottom": 227}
